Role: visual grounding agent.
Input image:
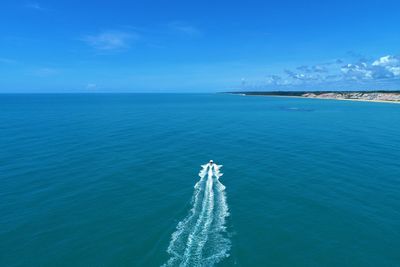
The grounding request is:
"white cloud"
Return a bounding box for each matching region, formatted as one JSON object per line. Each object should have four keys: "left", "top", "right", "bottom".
{"left": 372, "top": 55, "right": 399, "bottom": 67}
{"left": 265, "top": 75, "right": 291, "bottom": 86}
{"left": 341, "top": 62, "right": 373, "bottom": 80}
{"left": 341, "top": 55, "right": 400, "bottom": 80}
{"left": 82, "top": 31, "right": 139, "bottom": 51}
{"left": 31, "top": 67, "right": 58, "bottom": 77}
{"left": 391, "top": 67, "right": 400, "bottom": 76}
{"left": 256, "top": 54, "right": 400, "bottom": 89}
{"left": 284, "top": 69, "right": 321, "bottom": 82}
{"left": 168, "top": 22, "right": 202, "bottom": 37}
{"left": 0, "top": 57, "right": 17, "bottom": 64}
{"left": 25, "top": 2, "right": 45, "bottom": 11}
{"left": 372, "top": 55, "right": 400, "bottom": 77}
{"left": 296, "top": 65, "right": 328, "bottom": 73}
{"left": 86, "top": 83, "right": 97, "bottom": 90}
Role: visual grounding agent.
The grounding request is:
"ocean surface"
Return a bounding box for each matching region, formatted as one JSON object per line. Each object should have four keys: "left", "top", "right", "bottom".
{"left": 1, "top": 93, "right": 400, "bottom": 267}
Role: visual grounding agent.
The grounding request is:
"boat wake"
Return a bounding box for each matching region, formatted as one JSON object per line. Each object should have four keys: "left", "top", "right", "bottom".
{"left": 163, "top": 163, "right": 230, "bottom": 266}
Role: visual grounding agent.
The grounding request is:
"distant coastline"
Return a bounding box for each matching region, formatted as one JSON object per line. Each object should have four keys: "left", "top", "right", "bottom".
{"left": 226, "top": 91, "right": 400, "bottom": 104}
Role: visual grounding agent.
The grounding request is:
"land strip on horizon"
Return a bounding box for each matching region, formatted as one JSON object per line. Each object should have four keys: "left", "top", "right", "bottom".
{"left": 227, "top": 91, "right": 400, "bottom": 103}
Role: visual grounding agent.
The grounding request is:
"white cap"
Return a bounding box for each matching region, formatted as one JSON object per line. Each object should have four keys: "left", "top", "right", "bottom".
{"left": 209, "top": 160, "right": 213, "bottom": 163}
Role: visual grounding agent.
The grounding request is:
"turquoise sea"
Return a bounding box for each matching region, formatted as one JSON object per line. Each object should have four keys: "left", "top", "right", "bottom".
{"left": 1, "top": 93, "right": 400, "bottom": 267}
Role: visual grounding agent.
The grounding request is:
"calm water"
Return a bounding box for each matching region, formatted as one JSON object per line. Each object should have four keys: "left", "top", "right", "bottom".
{"left": 1, "top": 94, "right": 400, "bottom": 267}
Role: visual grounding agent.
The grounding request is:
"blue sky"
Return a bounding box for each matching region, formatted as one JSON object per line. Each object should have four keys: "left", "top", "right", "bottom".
{"left": 1, "top": 0, "right": 399, "bottom": 92}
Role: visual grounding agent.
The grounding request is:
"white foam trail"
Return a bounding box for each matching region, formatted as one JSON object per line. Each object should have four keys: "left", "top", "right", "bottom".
{"left": 180, "top": 168, "right": 214, "bottom": 266}
{"left": 163, "top": 163, "right": 230, "bottom": 267}
{"left": 205, "top": 171, "right": 230, "bottom": 265}
{"left": 165, "top": 165, "right": 208, "bottom": 264}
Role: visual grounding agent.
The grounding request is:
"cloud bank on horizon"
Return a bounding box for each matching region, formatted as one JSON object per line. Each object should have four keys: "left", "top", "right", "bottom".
{"left": 245, "top": 55, "right": 400, "bottom": 91}
{"left": 0, "top": 0, "right": 399, "bottom": 92}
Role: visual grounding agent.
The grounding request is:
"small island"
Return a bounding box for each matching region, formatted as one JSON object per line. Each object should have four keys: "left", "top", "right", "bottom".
{"left": 227, "top": 91, "right": 400, "bottom": 103}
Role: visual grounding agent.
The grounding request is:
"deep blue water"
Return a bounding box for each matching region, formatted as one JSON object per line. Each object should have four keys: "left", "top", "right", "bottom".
{"left": 1, "top": 93, "right": 400, "bottom": 266}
